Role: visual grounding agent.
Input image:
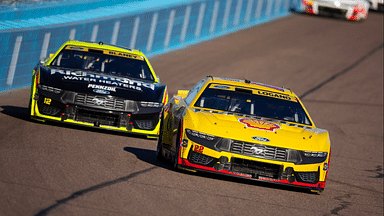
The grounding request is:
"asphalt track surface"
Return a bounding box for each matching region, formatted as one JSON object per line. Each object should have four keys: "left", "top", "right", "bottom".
{"left": 0, "top": 12, "right": 383, "bottom": 216}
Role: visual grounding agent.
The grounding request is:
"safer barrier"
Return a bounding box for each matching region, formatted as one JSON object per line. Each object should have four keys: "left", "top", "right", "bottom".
{"left": 0, "top": 0, "right": 302, "bottom": 92}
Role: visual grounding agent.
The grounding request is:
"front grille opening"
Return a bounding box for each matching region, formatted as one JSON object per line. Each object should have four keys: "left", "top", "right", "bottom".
{"left": 132, "top": 113, "right": 159, "bottom": 130}
{"left": 230, "top": 141, "right": 287, "bottom": 161}
{"left": 39, "top": 104, "right": 61, "bottom": 116}
{"left": 296, "top": 172, "right": 319, "bottom": 183}
{"left": 75, "top": 93, "right": 125, "bottom": 111}
{"left": 37, "top": 97, "right": 63, "bottom": 117}
{"left": 230, "top": 158, "right": 282, "bottom": 179}
{"left": 76, "top": 108, "right": 119, "bottom": 127}
{"left": 188, "top": 151, "right": 215, "bottom": 166}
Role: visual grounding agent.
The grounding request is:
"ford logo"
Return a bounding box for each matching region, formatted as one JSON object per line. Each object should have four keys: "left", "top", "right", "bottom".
{"left": 93, "top": 89, "right": 110, "bottom": 95}
{"left": 252, "top": 136, "right": 270, "bottom": 142}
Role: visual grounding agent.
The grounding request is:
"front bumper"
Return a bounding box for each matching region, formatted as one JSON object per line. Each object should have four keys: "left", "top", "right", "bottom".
{"left": 176, "top": 130, "right": 330, "bottom": 192}
{"left": 30, "top": 85, "right": 162, "bottom": 137}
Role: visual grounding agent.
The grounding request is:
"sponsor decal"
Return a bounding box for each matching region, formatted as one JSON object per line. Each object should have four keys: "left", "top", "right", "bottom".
{"left": 323, "top": 163, "right": 328, "bottom": 171}
{"left": 250, "top": 146, "right": 265, "bottom": 155}
{"left": 67, "top": 46, "right": 84, "bottom": 50}
{"left": 181, "top": 139, "right": 188, "bottom": 148}
{"left": 107, "top": 51, "right": 144, "bottom": 61}
{"left": 88, "top": 84, "right": 116, "bottom": 92}
{"left": 93, "top": 89, "right": 110, "bottom": 95}
{"left": 44, "top": 98, "right": 52, "bottom": 105}
{"left": 193, "top": 145, "right": 204, "bottom": 154}
{"left": 64, "top": 46, "right": 143, "bottom": 61}
{"left": 50, "top": 69, "right": 155, "bottom": 91}
{"left": 215, "top": 78, "right": 284, "bottom": 91}
{"left": 256, "top": 90, "right": 296, "bottom": 101}
{"left": 252, "top": 136, "right": 270, "bottom": 142}
{"left": 239, "top": 118, "right": 280, "bottom": 132}
{"left": 213, "top": 85, "right": 231, "bottom": 89}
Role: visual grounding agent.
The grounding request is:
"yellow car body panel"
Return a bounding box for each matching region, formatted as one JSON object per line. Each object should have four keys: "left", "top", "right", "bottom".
{"left": 158, "top": 77, "right": 330, "bottom": 192}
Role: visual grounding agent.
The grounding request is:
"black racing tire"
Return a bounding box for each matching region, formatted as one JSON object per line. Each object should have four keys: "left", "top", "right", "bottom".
{"left": 27, "top": 98, "right": 32, "bottom": 121}
{"left": 156, "top": 114, "right": 165, "bottom": 161}
{"left": 173, "top": 126, "right": 181, "bottom": 170}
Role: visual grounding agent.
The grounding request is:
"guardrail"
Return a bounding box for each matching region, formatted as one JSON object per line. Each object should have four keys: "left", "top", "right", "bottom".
{"left": 0, "top": 0, "right": 301, "bottom": 92}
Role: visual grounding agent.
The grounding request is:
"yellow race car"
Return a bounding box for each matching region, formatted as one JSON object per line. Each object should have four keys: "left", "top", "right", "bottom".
{"left": 29, "top": 40, "right": 168, "bottom": 138}
{"left": 157, "top": 76, "right": 331, "bottom": 193}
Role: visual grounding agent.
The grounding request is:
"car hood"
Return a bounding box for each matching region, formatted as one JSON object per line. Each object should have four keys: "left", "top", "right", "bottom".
{"left": 185, "top": 108, "right": 329, "bottom": 151}
{"left": 38, "top": 66, "right": 166, "bottom": 102}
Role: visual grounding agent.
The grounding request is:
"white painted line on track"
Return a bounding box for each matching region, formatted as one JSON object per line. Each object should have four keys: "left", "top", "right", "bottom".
{"left": 147, "top": 13, "right": 158, "bottom": 52}
{"left": 111, "top": 21, "right": 120, "bottom": 45}
{"left": 210, "top": 1, "right": 220, "bottom": 34}
{"left": 245, "top": 0, "right": 254, "bottom": 23}
{"left": 255, "top": 0, "right": 264, "bottom": 20}
{"left": 222, "top": 0, "right": 232, "bottom": 30}
{"left": 180, "top": 5, "right": 191, "bottom": 43}
{"left": 40, "top": 32, "right": 51, "bottom": 60}
{"left": 91, "top": 25, "right": 99, "bottom": 42}
{"left": 7, "top": 36, "right": 22, "bottom": 86}
{"left": 69, "top": 29, "right": 76, "bottom": 40}
{"left": 266, "top": 0, "right": 273, "bottom": 17}
{"left": 130, "top": 17, "right": 140, "bottom": 49}
{"left": 234, "top": 0, "right": 243, "bottom": 26}
{"left": 164, "top": 9, "right": 176, "bottom": 48}
{"left": 195, "top": 2, "right": 206, "bottom": 38}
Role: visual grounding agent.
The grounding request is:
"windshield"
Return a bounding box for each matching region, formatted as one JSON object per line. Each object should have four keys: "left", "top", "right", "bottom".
{"left": 50, "top": 46, "right": 154, "bottom": 82}
{"left": 194, "top": 83, "right": 312, "bottom": 125}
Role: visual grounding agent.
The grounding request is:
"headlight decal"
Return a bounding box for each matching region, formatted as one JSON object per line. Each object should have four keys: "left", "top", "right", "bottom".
{"left": 185, "top": 129, "right": 220, "bottom": 150}
{"left": 139, "top": 101, "right": 163, "bottom": 108}
{"left": 298, "top": 151, "right": 328, "bottom": 164}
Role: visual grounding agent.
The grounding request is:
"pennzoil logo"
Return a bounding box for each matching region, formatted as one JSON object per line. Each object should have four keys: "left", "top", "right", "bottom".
{"left": 239, "top": 118, "right": 280, "bottom": 132}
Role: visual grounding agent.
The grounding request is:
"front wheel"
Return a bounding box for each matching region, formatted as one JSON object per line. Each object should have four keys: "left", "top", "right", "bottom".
{"left": 173, "top": 126, "right": 182, "bottom": 170}
{"left": 156, "top": 114, "right": 164, "bottom": 161}
{"left": 173, "top": 141, "right": 180, "bottom": 169}
{"left": 27, "top": 98, "right": 33, "bottom": 121}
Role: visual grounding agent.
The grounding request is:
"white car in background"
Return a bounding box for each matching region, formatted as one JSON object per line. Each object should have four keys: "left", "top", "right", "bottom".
{"left": 368, "top": 0, "right": 383, "bottom": 11}
{"left": 302, "top": 0, "right": 370, "bottom": 21}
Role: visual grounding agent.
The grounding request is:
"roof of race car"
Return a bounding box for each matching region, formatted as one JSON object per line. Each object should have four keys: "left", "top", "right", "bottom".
{"left": 60, "top": 40, "right": 144, "bottom": 56}
{"left": 208, "top": 76, "right": 295, "bottom": 95}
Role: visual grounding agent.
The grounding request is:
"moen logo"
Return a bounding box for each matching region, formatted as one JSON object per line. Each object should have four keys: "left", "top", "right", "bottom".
{"left": 239, "top": 118, "right": 280, "bottom": 132}
{"left": 93, "top": 89, "right": 110, "bottom": 95}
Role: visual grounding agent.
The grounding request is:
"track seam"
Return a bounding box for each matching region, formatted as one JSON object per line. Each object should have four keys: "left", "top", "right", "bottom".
{"left": 300, "top": 43, "right": 384, "bottom": 99}
{"left": 34, "top": 166, "right": 157, "bottom": 216}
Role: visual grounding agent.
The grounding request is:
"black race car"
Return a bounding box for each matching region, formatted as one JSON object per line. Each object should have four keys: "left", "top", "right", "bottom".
{"left": 29, "top": 40, "right": 168, "bottom": 138}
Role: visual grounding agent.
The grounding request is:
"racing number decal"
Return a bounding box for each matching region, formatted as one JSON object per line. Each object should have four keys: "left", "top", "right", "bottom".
{"left": 44, "top": 98, "right": 52, "bottom": 105}
{"left": 193, "top": 145, "right": 204, "bottom": 154}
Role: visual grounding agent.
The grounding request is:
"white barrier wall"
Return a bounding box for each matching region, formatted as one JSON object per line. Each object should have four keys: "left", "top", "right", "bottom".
{"left": 0, "top": 0, "right": 302, "bottom": 92}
